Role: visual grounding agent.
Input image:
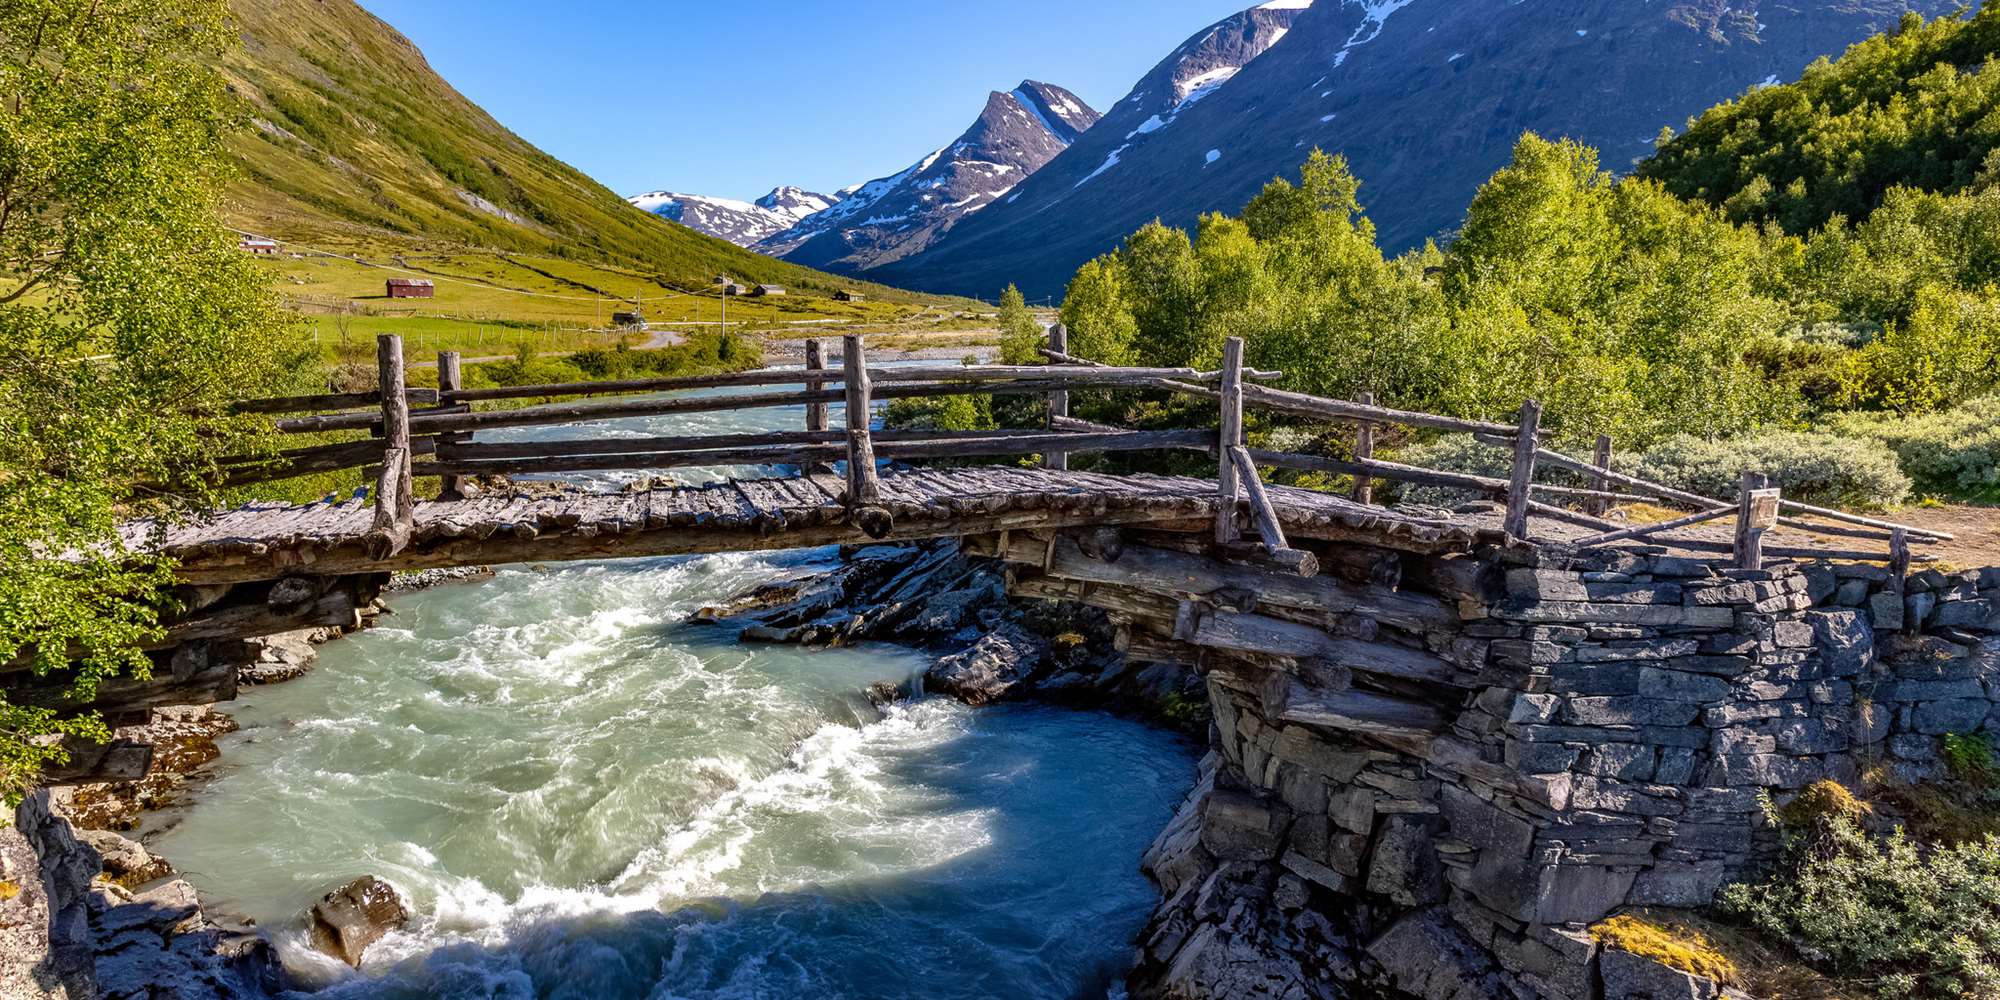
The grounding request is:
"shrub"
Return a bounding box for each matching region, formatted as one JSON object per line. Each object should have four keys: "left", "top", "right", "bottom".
{"left": 1634, "top": 431, "right": 1911, "bottom": 508}
{"left": 1830, "top": 396, "right": 2000, "bottom": 502}
{"left": 1389, "top": 434, "right": 1605, "bottom": 508}
{"left": 1719, "top": 817, "right": 2000, "bottom": 999}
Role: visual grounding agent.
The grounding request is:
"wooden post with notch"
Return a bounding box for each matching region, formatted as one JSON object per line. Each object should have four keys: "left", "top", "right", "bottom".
{"left": 842, "top": 334, "right": 880, "bottom": 506}
{"left": 1215, "top": 337, "right": 1245, "bottom": 544}
{"left": 436, "top": 350, "right": 466, "bottom": 499}
{"left": 805, "top": 338, "right": 833, "bottom": 474}
{"left": 1350, "top": 391, "right": 1376, "bottom": 505}
{"left": 1586, "top": 433, "right": 1614, "bottom": 517}
{"left": 1501, "top": 398, "right": 1542, "bottom": 540}
{"left": 368, "top": 334, "right": 414, "bottom": 558}
{"left": 1045, "top": 322, "right": 1069, "bottom": 471}
{"left": 1733, "top": 472, "right": 1779, "bottom": 571}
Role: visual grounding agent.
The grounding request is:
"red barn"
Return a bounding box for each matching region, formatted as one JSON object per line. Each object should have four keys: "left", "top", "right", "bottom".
{"left": 239, "top": 237, "right": 278, "bottom": 255}
{"left": 386, "top": 278, "right": 435, "bottom": 299}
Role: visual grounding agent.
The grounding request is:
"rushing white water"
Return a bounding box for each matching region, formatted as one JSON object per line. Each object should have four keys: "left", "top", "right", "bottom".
{"left": 148, "top": 373, "right": 1200, "bottom": 998}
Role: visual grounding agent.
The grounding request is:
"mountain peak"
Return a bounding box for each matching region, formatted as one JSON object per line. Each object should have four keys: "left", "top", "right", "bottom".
{"left": 757, "top": 79, "right": 1100, "bottom": 275}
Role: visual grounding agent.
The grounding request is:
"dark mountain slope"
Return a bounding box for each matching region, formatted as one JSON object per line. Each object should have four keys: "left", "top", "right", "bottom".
{"left": 875, "top": 0, "right": 1953, "bottom": 300}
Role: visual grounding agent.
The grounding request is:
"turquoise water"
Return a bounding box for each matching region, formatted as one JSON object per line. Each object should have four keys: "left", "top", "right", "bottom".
{"left": 149, "top": 375, "right": 1198, "bottom": 998}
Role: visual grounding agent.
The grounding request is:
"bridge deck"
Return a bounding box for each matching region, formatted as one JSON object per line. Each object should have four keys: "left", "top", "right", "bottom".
{"left": 133, "top": 467, "right": 1488, "bottom": 585}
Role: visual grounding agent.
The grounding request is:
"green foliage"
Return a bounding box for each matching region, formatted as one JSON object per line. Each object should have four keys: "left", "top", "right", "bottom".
{"left": 885, "top": 394, "right": 997, "bottom": 434}
{"left": 0, "top": 0, "right": 304, "bottom": 799}
{"left": 1634, "top": 431, "right": 1912, "bottom": 508}
{"left": 996, "top": 284, "right": 1042, "bottom": 365}
{"left": 1720, "top": 817, "right": 2000, "bottom": 999}
{"left": 1944, "top": 732, "right": 2000, "bottom": 789}
{"left": 1642, "top": 3, "right": 2000, "bottom": 234}
{"left": 1829, "top": 396, "right": 2000, "bottom": 501}
{"left": 1062, "top": 141, "right": 1809, "bottom": 449}
{"left": 1057, "top": 256, "right": 1139, "bottom": 366}
{"left": 1831, "top": 283, "right": 2000, "bottom": 413}
{"left": 1390, "top": 435, "right": 1513, "bottom": 508}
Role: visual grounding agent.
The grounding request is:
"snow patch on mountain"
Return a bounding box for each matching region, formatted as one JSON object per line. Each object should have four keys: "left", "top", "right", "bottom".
{"left": 758, "top": 80, "right": 1100, "bottom": 268}
{"left": 627, "top": 186, "right": 842, "bottom": 247}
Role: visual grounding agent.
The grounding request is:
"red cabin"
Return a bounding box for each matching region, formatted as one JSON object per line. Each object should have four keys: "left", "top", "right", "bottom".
{"left": 386, "top": 278, "right": 435, "bottom": 299}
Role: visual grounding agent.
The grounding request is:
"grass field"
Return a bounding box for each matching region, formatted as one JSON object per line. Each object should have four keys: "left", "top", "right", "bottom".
{"left": 256, "top": 233, "right": 999, "bottom": 364}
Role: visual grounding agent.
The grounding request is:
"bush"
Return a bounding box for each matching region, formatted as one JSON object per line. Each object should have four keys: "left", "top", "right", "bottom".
{"left": 1389, "top": 434, "right": 1603, "bottom": 508}
{"left": 1391, "top": 435, "right": 1513, "bottom": 507}
{"left": 1830, "top": 397, "right": 2000, "bottom": 502}
{"left": 1719, "top": 817, "right": 2000, "bottom": 999}
{"left": 1634, "top": 431, "right": 1911, "bottom": 508}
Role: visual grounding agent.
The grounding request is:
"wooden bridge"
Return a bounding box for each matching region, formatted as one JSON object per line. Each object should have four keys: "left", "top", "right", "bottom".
{"left": 133, "top": 331, "right": 1948, "bottom": 590}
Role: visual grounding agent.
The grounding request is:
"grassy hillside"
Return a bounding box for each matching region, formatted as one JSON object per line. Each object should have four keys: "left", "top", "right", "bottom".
{"left": 219, "top": 0, "right": 952, "bottom": 308}
{"left": 1640, "top": 5, "right": 2000, "bottom": 233}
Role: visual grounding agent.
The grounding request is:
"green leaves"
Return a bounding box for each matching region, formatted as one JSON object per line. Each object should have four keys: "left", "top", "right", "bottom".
{"left": 0, "top": 0, "right": 305, "bottom": 798}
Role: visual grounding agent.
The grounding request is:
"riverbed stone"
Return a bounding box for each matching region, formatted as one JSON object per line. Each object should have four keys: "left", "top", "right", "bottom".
{"left": 923, "top": 623, "right": 1048, "bottom": 706}
{"left": 307, "top": 876, "right": 409, "bottom": 969}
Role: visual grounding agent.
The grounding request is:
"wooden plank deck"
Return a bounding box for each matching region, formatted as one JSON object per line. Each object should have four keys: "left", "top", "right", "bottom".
{"left": 125, "top": 467, "right": 1484, "bottom": 586}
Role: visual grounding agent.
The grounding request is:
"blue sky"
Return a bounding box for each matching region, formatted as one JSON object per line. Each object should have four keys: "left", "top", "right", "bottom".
{"left": 356, "top": 0, "right": 1258, "bottom": 202}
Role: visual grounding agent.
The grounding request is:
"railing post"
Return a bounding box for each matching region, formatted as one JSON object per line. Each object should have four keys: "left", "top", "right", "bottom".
{"left": 1733, "top": 472, "right": 1778, "bottom": 571}
{"left": 805, "top": 338, "right": 834, "bottom": 475}
{"left": 1044, "top": 322, "right": 1069, "bottom": 471}
{"left": 1889, "top": 527, "right": 1911, "bottom": 599}
{"left": 1502, "top": 399, "right": 1542, "bottom": 541}
{"left": 804, "top": 338, "right": 829, "bottom": 435}
{"left": 1216, "top": 337, "right": 1245, "bottom": 544}
{"left": 1350, "top": 391, "right": 1375, "bottom": 505}
{"left": 1586, "top": 433, "right": 1614, "bottom": 517}
{"left": 842, "top": 334, "right": 880, "bottom": 505}
{"left": 436, "top": 350, "right": 466, "bottom": 500}
{"left": 369, "top": 334, "right": 413, "bottom": 557}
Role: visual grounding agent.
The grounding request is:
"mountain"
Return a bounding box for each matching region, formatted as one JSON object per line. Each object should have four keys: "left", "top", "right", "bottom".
{"left": 873, "top": 0, "right": 1957, "bottom": 300}
{"left": 219, "top": 0, "right": 926, "bottom": 296}
{"left": 759, "top": 81, "right": 1101, "bottom": 273}
{"left": 628, "top": 186, "right": 843, "bottom": 247}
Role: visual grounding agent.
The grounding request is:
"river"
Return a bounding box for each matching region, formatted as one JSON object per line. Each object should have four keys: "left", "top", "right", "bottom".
{"left": 148, "top": 370, "right": 1200, "bottom": 999}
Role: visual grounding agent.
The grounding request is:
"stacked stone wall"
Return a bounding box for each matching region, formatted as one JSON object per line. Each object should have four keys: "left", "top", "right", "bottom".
{"left": 1132, "top": 545, "right": 2000, "bottom": 1000}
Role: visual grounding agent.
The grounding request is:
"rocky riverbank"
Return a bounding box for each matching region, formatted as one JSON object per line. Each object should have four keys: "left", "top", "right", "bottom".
{"left": 694, "top": 538, "right": 1209, "bottom": 729}
{"left": 0, "top": 586, "right": 416, "bottom": 998}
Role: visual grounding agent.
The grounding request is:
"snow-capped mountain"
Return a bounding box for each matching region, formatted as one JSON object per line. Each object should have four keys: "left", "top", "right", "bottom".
{"left": 628, "top": 185, "right": 841, "bottom": 247}
{"left": 874, "top": 0, "right": 1954, "bottom": 300}
{"left": 759, "top": 80, "right": 1099, "bottom": 274}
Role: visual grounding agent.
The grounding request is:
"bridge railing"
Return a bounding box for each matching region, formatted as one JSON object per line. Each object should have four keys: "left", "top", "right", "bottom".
{"left": 218, "top": 332, "right": 1947, "bottom": 574}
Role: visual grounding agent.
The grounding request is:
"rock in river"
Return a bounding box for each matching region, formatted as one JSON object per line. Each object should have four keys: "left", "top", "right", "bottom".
{"left": 307, "top": 876, "right": 409, "bottom": 968}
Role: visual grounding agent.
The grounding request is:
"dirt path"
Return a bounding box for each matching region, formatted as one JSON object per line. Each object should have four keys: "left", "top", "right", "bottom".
{"left": 1883, "top": 505, "right": 2000, "bottom": 569}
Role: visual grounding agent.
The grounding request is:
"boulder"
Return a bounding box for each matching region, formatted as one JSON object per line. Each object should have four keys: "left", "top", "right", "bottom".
{"left": 1367, "top": 909, "right": 1522, "bottom": 1000}
{"left": 235, "top": 629, "right": 320, "bottom": 685}
{"left": 1599, "top": 948, "right": 1721, "bottom": 1000}
{"left": 307, "top": 876, "right": 409, "bottom": 968}
{"left": 923, "top": 623, "right": 1048, "bottom": 706}
{"left": 1199, "top": 787, "right": 1292, "bottom": 861}
{"left": 76, "top": 828, "right": 174, "bottom": 888}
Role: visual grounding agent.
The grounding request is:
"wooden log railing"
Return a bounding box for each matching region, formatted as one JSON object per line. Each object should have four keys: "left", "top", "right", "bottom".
{"left": 213, "top": 333, "right": 1948, "bottom": 574}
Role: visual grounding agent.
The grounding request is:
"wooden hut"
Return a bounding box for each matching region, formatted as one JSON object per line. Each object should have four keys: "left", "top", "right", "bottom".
{"left": 386, "top": 278, "right": 435, "bottom": 299}
{"left": 834, "top": 289, "right": 865, "bottom": 302}
{"left": 720, "top": 282, "right": 744, "bottom": 297}
{"left": 751, "top": 284, "right": 786, "bottom": 297}
{"left": 238, "top": 237, "right": 279, "bottom": 255}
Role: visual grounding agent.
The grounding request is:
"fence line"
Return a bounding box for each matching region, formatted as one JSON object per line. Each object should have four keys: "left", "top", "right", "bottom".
{"left": 217, "top": 333, "right": 1950, "bottom": 573}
